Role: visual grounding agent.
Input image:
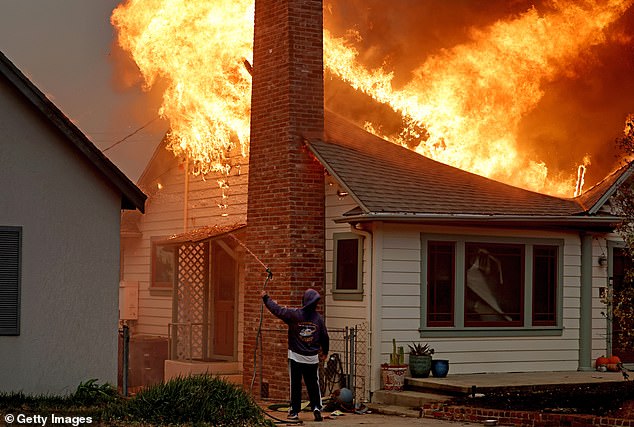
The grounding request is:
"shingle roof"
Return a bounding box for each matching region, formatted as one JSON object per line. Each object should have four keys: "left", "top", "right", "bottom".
{"left": 0, "top": 51, "right": 146, "bottom": 212}
{"left": 307, "top": 111, "right": 630, "bottom": 226}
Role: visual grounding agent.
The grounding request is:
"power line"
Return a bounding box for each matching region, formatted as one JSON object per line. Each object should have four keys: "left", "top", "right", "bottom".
{"left": 102, "top": 116, "right": 161, "bottom": 152}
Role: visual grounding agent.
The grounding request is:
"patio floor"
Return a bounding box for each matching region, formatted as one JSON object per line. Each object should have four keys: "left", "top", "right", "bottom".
{"left": 406, "top": 370, "right": 627, "bottom": 395}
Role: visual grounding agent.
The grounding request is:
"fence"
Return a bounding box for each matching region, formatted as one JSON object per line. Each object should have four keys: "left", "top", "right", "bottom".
{"left": 322, "top": 322, "right": 369, "bottom": 403}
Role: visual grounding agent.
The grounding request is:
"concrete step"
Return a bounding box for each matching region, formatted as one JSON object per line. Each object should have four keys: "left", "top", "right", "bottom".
{"left": 371, "top": 389, "right": 452, "bottom": 408}
{"left": 406, "top": 377, "right": 468, "bottom": 395}
{"left": 366, "top": 403, "right": 422, "bottom": 418}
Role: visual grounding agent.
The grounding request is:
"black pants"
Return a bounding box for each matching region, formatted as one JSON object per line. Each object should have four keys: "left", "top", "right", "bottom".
{"left": 288, "top": 358, "right": 322, "bottom": 414}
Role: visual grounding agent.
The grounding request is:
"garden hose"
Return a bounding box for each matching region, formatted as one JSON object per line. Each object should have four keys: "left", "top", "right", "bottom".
{"left": 250, "top": 268, "right": 304, "bottom": 425}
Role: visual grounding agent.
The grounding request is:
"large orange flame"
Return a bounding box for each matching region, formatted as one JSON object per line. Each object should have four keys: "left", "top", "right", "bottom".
{"left": 112, "top": 0, "right": 632, "bottom": 197}
{"left": 111, "top": 0, "right": 253, "bottom": 176}
{"left": 325, "top": 0, "right": 633, "bottom": 196}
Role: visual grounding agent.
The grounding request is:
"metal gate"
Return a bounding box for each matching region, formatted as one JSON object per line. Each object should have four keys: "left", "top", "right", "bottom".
{"left": 322, "top": 322, "right": 369, "bottom": 403}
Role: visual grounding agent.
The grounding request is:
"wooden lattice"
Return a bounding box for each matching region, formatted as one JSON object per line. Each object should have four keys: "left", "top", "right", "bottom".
{"left": 175, "top": 242, "right": 209, "bottom": 360}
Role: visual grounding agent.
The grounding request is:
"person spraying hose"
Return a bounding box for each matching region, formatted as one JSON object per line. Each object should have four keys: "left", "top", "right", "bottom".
{"left": 261, "top": 288, "right": 330, "bottom": 422}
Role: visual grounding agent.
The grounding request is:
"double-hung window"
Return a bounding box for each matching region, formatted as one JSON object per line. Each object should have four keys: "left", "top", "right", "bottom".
{"left": 151, "top": 237, "right": 177, "bottom": 292}
{"left": 332, "top": 233, "right": 363, "bottom": 300}
{"left": 422, "top": 234, "right": 562, "bottom": 336}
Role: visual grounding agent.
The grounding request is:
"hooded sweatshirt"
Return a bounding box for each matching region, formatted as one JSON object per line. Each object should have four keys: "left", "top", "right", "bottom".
{"left": 262, "top": 289, "right": 330, "bottom": 361}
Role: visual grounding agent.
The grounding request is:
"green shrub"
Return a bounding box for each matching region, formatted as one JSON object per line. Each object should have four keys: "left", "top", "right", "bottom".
{"left": 0, "top": 381, "right": 116, "bottom": 419}
{"left": 106, "top": 374, "right": 273, "bottom": 426}
{"left": 72, "top": 379, "right": 119, "bottom": 406}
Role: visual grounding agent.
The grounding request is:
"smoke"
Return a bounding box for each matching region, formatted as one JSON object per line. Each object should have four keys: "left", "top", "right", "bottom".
{"left": 324, "top": 0, "right": 634, "bottom": 190}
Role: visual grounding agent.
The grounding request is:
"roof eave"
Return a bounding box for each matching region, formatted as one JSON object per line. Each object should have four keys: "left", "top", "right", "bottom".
{"left": 586, "top": 161, "right": 634, "bottom": 215}
{"left": 305, "top": 139, "right": 370, "bottom": 214}
{"left": 0, "top": 52, "right": 147, "bottom": 213}
{"left": 334, "top": 212, "right": 622, "bottom": 231}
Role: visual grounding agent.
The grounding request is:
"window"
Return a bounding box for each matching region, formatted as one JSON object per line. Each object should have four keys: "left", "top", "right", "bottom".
{"left": 427, "top": 241, "right": 455, "bottom": 326}
{"left": 464, "top": 243, "right": 524, "bottom": 326}
{"left": 151, "top": 237, "right": 177, "bottom": 291}
{"left": 0, "top": 226, "right": 21, "bottom": 335}
{"left": 421, "top": 234, "right": 562, "bottom": 335}
{"left": 333, "top": 233, "right": 363, "bottom": 300}
{"left": 533, "top": 245, "right": 558, "bottom": 326}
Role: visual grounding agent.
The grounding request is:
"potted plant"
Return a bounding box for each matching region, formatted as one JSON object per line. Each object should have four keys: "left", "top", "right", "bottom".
{"left": 431, "top": 358, "right": 450, "bottom": 378}
{"left": 380, "top": 339, "right": 408, "bottom": 391}
{"left": 408, "top": 343, "right": 434, "bottom": 378}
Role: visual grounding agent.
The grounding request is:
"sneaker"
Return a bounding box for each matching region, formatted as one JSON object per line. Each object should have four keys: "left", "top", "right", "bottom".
{"left": 313, "top": 409, "right": 323, "bottom": 422}
{"left": 287, "top": 413, "right": 299, "bottom": 420}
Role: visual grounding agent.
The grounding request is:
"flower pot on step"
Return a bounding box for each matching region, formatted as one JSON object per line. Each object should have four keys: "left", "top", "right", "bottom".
{"left": 431, "top": 359, "right": 449, "bottom": 378}
{"left": 380, "top": 364, "right": 408, "bottom": 391}
{"left": 409, "top": 354, "right": 432, "bottom": 378}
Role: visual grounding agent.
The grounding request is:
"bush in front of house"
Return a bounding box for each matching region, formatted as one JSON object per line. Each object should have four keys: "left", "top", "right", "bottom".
{"left": 106, "top": 374, "right": 273, "bottom": 426}
{"left": 0, "top": 379, "right": 118, "bottom": 419}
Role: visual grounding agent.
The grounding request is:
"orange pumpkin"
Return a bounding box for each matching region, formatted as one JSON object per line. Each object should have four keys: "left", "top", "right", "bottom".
{"left": 607, "top": 363, "right": 621, "bottom": 372}
{"left": 609, "top": 355, "right": 622, "bottom": 365}
{"left": 596, "top": 355, "right": 609, "bottom": 367}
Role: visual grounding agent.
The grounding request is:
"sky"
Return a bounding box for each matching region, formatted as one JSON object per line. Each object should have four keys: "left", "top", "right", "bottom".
{"left": 0, "top": 0, "right": 167, "bottom": 182}
{"left": 1, "top": 1, "right": 633, "bottom": 189}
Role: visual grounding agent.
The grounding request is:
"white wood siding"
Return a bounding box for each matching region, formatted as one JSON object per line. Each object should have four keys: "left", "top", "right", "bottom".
{"left": 374, "top": 223, "right": 612, "bottom": 382}
{"left": 121, "top": 149, "right": 248, "bottom": 338}
{"left": 324, "top": 177, "right": 369, "bottom": 330}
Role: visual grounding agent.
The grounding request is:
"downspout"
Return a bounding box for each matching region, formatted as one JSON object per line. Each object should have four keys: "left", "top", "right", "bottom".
{"left": 349, "top": 224, "right": 373, "bottom": 400}
{"left": 579, "top": 232, "right": 593, "bottom": 371}
{"left": 183, "top": 158, "right": 190, "bottom": 232}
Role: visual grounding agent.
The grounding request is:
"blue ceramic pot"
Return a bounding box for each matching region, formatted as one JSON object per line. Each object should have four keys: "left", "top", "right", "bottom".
{"left": 431, "top": 359, "right": 449, "bottom": 378}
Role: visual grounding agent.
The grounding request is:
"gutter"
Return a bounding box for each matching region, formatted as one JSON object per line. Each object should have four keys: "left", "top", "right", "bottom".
{"left": 334, "top": 213, "right": 621, "bottom": 229}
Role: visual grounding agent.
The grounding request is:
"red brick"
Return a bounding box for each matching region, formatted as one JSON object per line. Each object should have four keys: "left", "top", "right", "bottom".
{"left": 244, "top": 0, "right": 325, "bottom": 400}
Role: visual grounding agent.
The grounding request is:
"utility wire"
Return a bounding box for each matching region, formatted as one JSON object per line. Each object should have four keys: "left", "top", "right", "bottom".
{"left": 103, "top": 116, "right": 160, "bottom": 152}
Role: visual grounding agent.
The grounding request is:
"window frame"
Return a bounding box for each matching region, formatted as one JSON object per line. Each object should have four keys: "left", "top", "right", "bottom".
{"left": 427, "top": 241, "right": 456, "bottom": 327}
{"left": 0, "top": 226, "right": 22, "bottom": 336}
{"left": 420, "top": 233, "right": 564, "bottom": 338}
{"left": 332, "top": 232, "right": 364, "bottom": 301}
{"left": 150, "top": 236, "right": 177, "bottom": 293}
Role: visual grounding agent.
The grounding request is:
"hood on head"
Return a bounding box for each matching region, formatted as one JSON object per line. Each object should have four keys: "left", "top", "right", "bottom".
{"left": 302, "top": 288, "right": 321, "bottom": 309}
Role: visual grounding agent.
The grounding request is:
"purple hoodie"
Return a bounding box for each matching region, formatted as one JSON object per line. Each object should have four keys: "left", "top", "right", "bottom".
{"left": 263, "top": 289, "right": 330, "bottom": 357}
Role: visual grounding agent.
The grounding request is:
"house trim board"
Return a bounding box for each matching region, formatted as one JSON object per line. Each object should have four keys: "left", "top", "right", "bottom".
{"left": 578, "top": 233, "right": 593, "bottom": 371}
{"left": 370, "top": 222, "right": 383, "bottom": 393}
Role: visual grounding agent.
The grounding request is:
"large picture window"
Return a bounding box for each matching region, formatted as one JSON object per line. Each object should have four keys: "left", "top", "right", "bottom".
{"left": 464, "top": 243, "right": 524, "bottom": 326}
{"left": 421, "top": 234, "right": 562, "bottom": 335}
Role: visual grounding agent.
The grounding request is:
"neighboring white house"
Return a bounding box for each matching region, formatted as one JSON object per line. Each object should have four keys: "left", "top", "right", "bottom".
{"left": 0, "top": 51, "right": 146, "bottom": 395}
{"left": 120, "top": 106, "right": 633, "bottom": 398}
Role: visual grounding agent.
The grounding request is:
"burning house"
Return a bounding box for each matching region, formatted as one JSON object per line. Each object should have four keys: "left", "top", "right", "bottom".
{"left": 116, "top": 0, "right": 634, "bottom": 402}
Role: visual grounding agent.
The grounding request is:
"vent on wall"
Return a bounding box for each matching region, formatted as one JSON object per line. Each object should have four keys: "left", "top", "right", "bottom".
{"left": 0, "top": 226, "right": 21, "bottom": 335}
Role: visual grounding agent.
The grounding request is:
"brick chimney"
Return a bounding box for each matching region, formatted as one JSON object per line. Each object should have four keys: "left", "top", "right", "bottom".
{"left": 244, "top": 0, "right": 325, "bottom": 399}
